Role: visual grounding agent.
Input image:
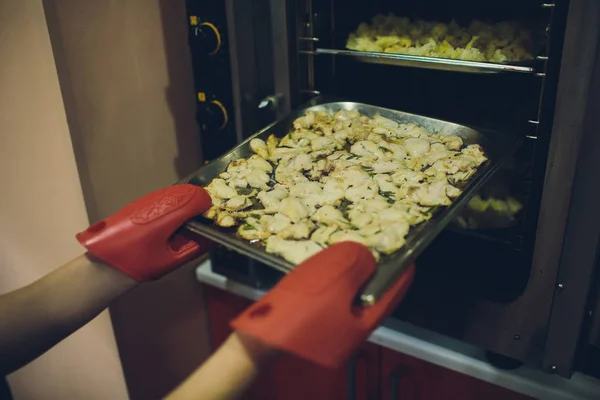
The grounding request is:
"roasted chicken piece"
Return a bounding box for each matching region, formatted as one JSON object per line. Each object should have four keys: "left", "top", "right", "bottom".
{"left": 406, "top": 180, "right": 462, "bottom": 206}
{"left": 278, "top": 197, "right": 309, "bottom": 223}
{"left": 249, "top": 138, "right": 270, "bottom": 159}
{"left": 329, "top": 230, "right": 370, "bottom": 247}
{"left": 310, "top": 225, "right": 339, "bottom": 246}
{"left": 310, "top": 205, "right": 349, "bottom": 227}
{"left": 224, "top": 196, "right": 252, "bottom": 211}
{"left": 265, "top": 236, "right": 322, "bottom": 264}
{"left": 215, "top": 212, "right": 237, "bottom": 227}
{"left": 237, "top": 217, "right": 271, "bottom": 241}
{"left": 206, "top": 178, "right": 237, "bottom": 199}
{"left": 278, "top": 219, "right": 316, "bottom": 240}
{"left": 257, "top": 186, "right": 289, "bottom": 213}
{"left": 365, "top": 221, "right": 410, "bottom": 254}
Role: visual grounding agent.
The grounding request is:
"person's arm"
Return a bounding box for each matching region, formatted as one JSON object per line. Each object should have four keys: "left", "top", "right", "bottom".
{"left": 165, "top": 333, "right": 279, "bottom": 400}
{"left": 0, "top": 254, "right": 137, "bottom": 376}
{"left": 0, "top": 184, "right": 212, "bottom": 376}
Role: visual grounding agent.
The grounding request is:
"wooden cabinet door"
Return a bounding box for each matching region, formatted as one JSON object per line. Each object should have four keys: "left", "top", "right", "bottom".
{"left": 347, "top": 342, "right": 381, "bottom": 400}
{"left": 380, "top": 347, "right": 435, "bottom": 399}
{"left": 380, "top": 347, "right": 533, "bottom": 400}
{"left": 204, "top": 285, "right": 534, "bottom": 400}
{"left": 204, "top": 286, "right": 379, "bottom": 400}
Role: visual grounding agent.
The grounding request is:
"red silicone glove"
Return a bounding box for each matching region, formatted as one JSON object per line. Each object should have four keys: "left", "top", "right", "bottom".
{"left": 76, "top": 184, "right": 212, "bottom": 281}
{"left": 231, "top": 242, "right": 415, "bottom": 369}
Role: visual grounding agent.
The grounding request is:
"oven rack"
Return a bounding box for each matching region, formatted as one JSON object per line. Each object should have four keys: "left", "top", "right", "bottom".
{"left": 446, "top": 226, "right": 523, "bottom": 248}
{"left": 314, "top": 48, "right": 540, "bottom": 75}
{"left": 298, "top": 1, "right": 556, "bottom": 93}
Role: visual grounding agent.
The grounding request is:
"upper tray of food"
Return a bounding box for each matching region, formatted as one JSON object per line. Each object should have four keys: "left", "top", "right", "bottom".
{"left": 182, "top": 100, "right": 521, "bottom": 305}
{"left": 316, "top": 14, "right": 542, "bottom": 74}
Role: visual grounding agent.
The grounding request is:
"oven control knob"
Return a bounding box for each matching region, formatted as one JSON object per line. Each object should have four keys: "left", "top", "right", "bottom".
{"left": 197, "top": 100, "right": 228, "bottom": 131}
{"left": 192, "top": 22, "right": 222, "bottom": 55}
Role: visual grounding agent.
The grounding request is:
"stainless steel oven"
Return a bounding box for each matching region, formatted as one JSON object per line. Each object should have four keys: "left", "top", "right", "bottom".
{"left": 185, "top": 0, "right": 600, "bottom": 378}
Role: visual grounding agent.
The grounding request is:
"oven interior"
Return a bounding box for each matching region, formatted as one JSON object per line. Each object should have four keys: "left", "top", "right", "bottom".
{"left": 287, "top": 0, "right": 568, "bottom": 305}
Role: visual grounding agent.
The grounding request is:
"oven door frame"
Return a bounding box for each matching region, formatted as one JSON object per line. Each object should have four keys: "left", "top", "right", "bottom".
{"left": 540, "top": 3, "right": 600, "bottom": 374}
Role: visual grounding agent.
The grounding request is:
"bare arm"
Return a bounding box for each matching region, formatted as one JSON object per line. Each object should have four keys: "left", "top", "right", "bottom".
{"left": 165, "top": 333, "right": 279, "bottom": 400}
{"left": 0, "top": 253, "right": 275, "bottom": 399}
{"left": 0, "top": 254, "right": 137, "bottom": 375}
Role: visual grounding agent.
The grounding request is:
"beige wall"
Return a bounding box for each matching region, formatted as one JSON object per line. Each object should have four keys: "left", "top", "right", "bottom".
{"left": 44, "top": 0, "right": 202, "bottom": 222}
{"left": 0, "top": 1, "right": 128, "bottom": 399}
{"left": 43, "top": 1, "right": 211, "bottom": 399}
{"left": 0, "top": 0, "right": 210, "bottom": 397}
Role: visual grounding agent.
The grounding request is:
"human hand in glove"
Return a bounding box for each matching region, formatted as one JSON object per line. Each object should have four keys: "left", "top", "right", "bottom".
{"left": 0, "top": 184, "right": 213, "bottom": 376}
{"left": 167, "top": 242, "right": 415, "bottom": 400}
{"left": 77, "top": 184, "right": 213, "bottom": 281}
{"left": 232, "top": 241, "right": 415, "bottom": 368}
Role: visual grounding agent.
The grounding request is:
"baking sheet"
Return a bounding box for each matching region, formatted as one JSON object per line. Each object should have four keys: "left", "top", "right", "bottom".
{"left": 316, "top": 48, "right": 537, "bottom": 74}
{"left": 180, "top": 98, "right": 522, "bottom": 305}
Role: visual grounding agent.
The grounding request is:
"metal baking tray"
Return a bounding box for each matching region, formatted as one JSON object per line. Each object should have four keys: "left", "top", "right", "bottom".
{"left": 316, "top": 48, "right": 537, "bottom": 74}
{"left": 180, "top": 98, "right": 522, "bottom": 306}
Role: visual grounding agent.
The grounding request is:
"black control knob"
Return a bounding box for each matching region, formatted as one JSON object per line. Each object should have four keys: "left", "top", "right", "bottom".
{"left": 197, "top": 100, "right": 228, "bottom": 131}
{"left": 192, "top": 22, "right": 222, "bottom": 55}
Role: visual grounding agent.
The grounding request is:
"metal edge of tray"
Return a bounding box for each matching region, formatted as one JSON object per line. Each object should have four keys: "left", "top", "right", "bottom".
{"left": 180, "top": 97, "right": 523, "bottom": 307}
{"left": 316, "top": 48, "right": 536, "bottom": 74}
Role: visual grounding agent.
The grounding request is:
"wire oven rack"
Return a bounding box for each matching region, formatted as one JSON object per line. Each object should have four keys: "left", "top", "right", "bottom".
{"left": 315, "top": 47, "right": 539, "bottom": 74}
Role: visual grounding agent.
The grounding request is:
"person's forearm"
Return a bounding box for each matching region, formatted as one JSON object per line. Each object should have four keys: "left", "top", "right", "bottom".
{"left": 0, "top": 254, "right": 137, "bottom": 375}
{"left": 165, "top": 333, "right": 279, "bottom": 400}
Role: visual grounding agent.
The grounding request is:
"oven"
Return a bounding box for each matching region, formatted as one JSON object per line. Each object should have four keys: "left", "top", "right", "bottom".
{"left": 185, "top": 0, "right": 600, "bottom": 378}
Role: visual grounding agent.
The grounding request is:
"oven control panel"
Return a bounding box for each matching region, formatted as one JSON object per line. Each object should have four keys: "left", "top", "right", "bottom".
{"left": 186, "top": 1, "right": 237, "bottom": 162}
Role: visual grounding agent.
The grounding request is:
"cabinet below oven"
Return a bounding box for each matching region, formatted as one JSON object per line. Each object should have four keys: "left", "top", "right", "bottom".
{"left": 197, "top": 260, "right": 600, "bottom": 400}
{"left": 203, "top": 285, "right": 534, "bottom": 399}
{"left": 202, "top": 276, "right": 600, "bottom": 400}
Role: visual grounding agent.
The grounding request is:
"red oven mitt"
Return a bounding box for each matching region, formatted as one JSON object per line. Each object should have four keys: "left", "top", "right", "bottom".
{"left": 76, "top": 184, "right": 213, "bottom": 281}
{"left": 231, "top": 242, "right": 415, "bottom": 369}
